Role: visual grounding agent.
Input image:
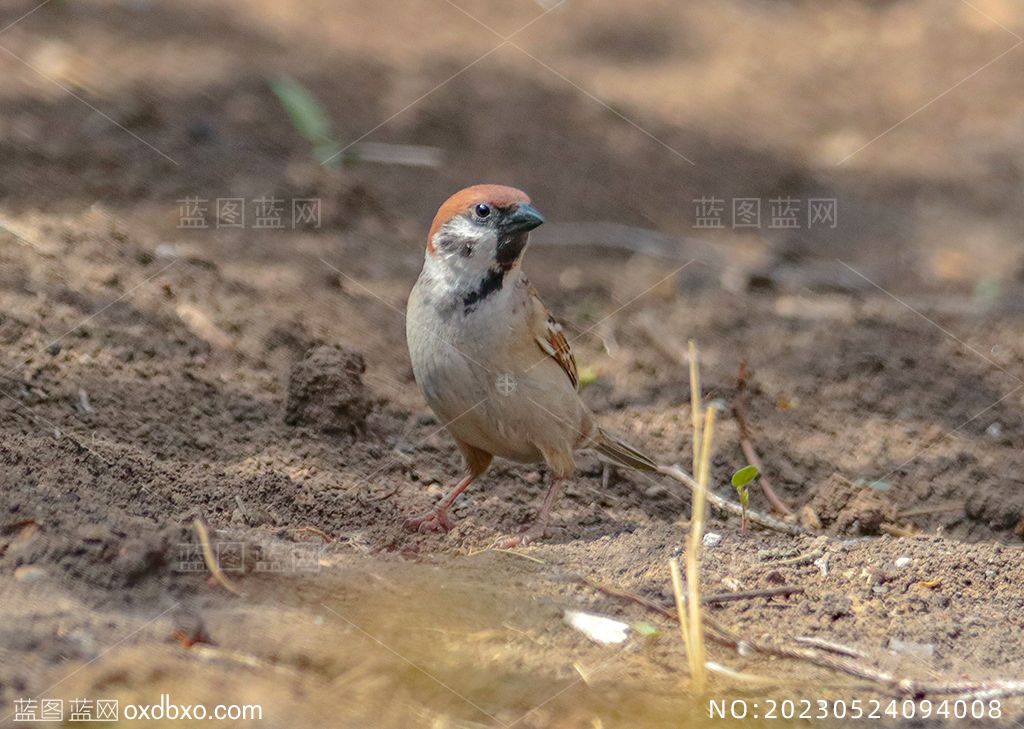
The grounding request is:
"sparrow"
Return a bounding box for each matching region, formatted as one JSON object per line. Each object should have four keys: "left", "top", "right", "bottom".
{"left": 405, "top": 184, "right": 658, "bottom": 545}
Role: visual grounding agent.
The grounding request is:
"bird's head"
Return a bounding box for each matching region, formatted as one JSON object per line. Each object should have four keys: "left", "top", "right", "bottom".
{"left": 425, "top": 185, "right": 544, "bottom": 280}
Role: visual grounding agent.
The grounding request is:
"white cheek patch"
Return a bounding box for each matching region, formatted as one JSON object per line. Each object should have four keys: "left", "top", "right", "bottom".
{"left": 434, "top": 217, "right": 498, "bottom": 279}
{"left": 441, "top": 216, "right": 490, "bottom": 247}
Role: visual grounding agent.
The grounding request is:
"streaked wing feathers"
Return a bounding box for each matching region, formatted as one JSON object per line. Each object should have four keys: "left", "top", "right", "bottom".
{"left": 529, "top": 286, "right": 579, "bottom": 390}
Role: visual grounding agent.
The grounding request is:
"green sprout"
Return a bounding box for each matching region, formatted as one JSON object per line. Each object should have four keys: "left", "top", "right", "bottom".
{"left": 730, "top": 465, "right": 759, "bottom": 533}
{"left": 269, "top": 74, "right": 341, "bottom": 165}
{"left": 632, "top": 621, "right": 660, "bottom": 638}
{"left": 577, "top": 366, "right": 599, "bottom": 388}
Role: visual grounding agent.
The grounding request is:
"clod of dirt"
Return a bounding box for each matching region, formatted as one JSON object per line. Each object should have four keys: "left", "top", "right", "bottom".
{"left": 807, "top": 474, "right": 896, "bottom": 535}
{"left": 285, "top": 345, "right": 372, "bottom": 434}
{"left": 819, "top": 594, "right": 852, "bottom": 621}
{"left": 965, "top": 485, "right": 1024, "bottom": 531}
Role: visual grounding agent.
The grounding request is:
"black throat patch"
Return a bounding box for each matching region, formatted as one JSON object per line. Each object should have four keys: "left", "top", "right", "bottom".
{"left": 462, "top": 266, "right": 506, "bottom": 313}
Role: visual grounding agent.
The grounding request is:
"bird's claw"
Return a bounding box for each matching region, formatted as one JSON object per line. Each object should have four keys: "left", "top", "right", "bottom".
{"left": 403, "top": 508, "right": 456, "bottom": 533}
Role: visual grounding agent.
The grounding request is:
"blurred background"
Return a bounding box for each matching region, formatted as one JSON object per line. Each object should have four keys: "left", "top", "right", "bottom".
{"left": 2, "top": 0, "right": 1022, "bottom": 280}
{"left": 2, "top": 1, "right": 1024, "bottom": 727}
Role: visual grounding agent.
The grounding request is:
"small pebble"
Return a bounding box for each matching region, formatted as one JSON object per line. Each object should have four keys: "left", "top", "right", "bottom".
{"left": 889, "top": 638, "right": 935, "bottom": 658}
{"left": 155, "top": 243, "right": 179, "bottom": 259}
{"left": 702, "top": 532, "right": 722, "bottom": 548}
{"left": 14, "top": 565, "right": 47, "bottom": 583}
{"left": 894, "top": 557, "right": 912, "bottom": 568}
{"left": 986, "top": 422, "right": 1003, "bottom": 438}
{"left": 564, "top": 610, "right": 629, "bottom": 645}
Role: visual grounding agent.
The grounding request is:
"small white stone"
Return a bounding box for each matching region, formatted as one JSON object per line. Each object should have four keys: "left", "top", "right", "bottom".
{"left": 894, "top": 557, "right": 912, "bottom": 569}
{"left": 564, "top": 610, "right": 630, "bottom": 645}
{"left": 14, "top": 565, "right": 47, "bottom": 583}
{"left": 889, "top": 638, "right": 934, "bottom": 658}
{"left": 155, "top": 243, "right": 179, "bottom": 259}
{"left": 702, "top": 532, "right": 723, "bottom": 548}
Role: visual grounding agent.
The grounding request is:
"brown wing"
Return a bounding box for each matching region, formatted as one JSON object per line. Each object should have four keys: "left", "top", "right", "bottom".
{"left": 529, "top": 285, "right": 579, "bottom": 391}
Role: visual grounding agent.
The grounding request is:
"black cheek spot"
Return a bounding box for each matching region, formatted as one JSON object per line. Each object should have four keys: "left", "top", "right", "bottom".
{"left": 460, "top": 243, "right": 473, "bottom": 258}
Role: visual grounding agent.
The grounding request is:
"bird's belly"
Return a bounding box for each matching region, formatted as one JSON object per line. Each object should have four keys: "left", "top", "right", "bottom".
{"left": 407, "top": 286, "right": 585, "bottom": 468}
{"left": 414, "top": 350, "right": 581, "bottom": 464}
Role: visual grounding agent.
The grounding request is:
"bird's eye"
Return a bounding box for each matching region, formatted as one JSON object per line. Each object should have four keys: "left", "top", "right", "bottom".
{"left": 474, "top": 203, "right": 491, "bottom": 219}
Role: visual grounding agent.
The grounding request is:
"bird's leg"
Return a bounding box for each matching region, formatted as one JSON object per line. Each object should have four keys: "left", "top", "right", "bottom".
{"left": 403, "top": 471, "right": 477, "bottom": 533}
{"left": 495, "top": 477, "right": 564, "bottom": 548}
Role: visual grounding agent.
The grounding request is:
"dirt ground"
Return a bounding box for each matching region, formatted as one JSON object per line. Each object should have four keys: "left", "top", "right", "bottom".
{"left": 1, "top": 0, "right": 1024, "bottom": 727}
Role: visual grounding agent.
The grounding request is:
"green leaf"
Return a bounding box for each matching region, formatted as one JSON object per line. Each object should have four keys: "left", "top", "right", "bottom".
{"left": 731, "top": 465, "right": 759, "bottom": 488}
{"left": 632, "top": 621, "right": 660, "bottom": 637}
{"left": 269, "top": 75, "right": 340, "bottom": 163}
{"left": 578, "top": 366, "right": 599, "bottom": 388}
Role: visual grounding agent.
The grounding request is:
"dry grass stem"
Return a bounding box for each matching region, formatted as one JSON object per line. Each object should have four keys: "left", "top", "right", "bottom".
{"left": 193, "top": 518, "right": 244, "bottom": 597}
{"left": 688, "top": 339, "right": 701, "bottom": 475}
{"left": 669, "top": 557, "right": 692, "bottom": 675}
{"left": 684, "top": 405, "right": 715, "bottom": 694}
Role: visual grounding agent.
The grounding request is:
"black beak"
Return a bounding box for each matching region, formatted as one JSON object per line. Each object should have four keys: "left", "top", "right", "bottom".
{"left": 503, "top": 203, "right": 545, "bottom": 234}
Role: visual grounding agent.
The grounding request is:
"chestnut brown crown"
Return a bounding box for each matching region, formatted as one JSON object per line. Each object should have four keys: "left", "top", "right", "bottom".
{"left": 427, "top": 184, "right": 533, "bottom": 251}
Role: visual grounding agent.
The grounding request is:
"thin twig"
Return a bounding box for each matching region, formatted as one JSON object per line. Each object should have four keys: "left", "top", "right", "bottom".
{"left": 705, "top": 662, "right": 796, "bottom": 687}
{"left": 795, "top": 636, "right": 866, "bottom": 659}
{"left": 896, "top": 502, "right": 964, "bottom": 519}
{"left": 572, "top": 576, "right": 801, "bottom": 610}
{"left": 576, "top": 575, "right": 674, "bottom": 618}
{"left": 703, "top": 585, "right": 804, "bottom": 604}
{"left": 582, "top": 575, "right": 1024, "bottom": 699}
{"left": 489, "top": 548, "right": 547, "bottom": 564}
{"left": 880, "top": 523, "right": 917, "bottom": 537}
{"left": 774, "top": 547, "right": 824, "bottom": 566}
{"left": 290, "top": 525, "right": 336, "bottom": 543}
{"left": 733, "top": 362, "right": 794, "bottom": 516}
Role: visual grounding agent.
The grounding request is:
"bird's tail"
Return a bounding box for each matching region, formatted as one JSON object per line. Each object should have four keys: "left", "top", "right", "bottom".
{"left": 592, "top": 427, "right": 660, "bottom": 472}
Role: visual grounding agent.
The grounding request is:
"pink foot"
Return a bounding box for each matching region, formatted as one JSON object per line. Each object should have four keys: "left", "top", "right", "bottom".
{"left": 492, "top": 524, "right": 550, "bottom": 549}
{"left": 403, "top": 508, "right": 456, "bottom": 533}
